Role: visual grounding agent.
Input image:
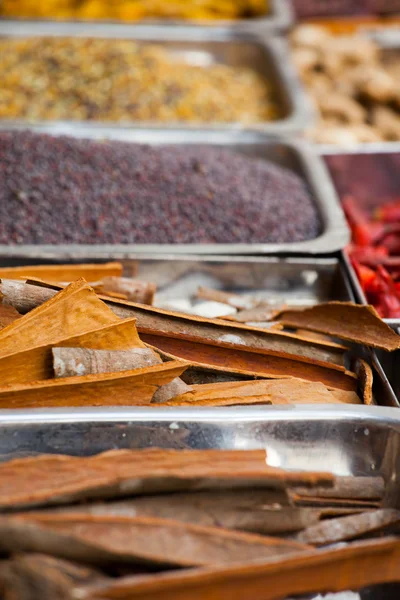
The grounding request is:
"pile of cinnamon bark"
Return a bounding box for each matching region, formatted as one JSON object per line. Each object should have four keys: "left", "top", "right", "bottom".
{"left": 0, "top": 261, "right": 398, "bottom": 408}
{"left": 0, "top": 448, "right": 399, "bottom": 600}
{"left": 0, "top": 449, "right": 400, "bottom": 600}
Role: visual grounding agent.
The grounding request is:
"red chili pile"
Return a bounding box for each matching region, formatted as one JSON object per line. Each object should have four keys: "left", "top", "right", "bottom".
{"left": 344, "top": 195, "right": 400, "bottom": 318}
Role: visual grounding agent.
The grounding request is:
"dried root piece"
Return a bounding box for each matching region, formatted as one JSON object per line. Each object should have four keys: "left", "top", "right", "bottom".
{"left": 372, "top": 105, "right": 400, "bottom": 141}
{"left": 316, "top": 93, "right": 367, "bottom": 124}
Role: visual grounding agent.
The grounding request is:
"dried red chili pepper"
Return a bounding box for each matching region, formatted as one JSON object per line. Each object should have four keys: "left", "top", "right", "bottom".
{"left": 374, "top": 200, "right": 400, "bottom": 223}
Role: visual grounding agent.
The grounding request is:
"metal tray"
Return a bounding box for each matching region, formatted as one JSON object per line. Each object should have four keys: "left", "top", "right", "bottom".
{"left": 0, "top": 253, "right": 397, "bottom": 406}
{"left": 0, "top": 406, "right": 399, "bottom": 599}
{"left": 0, "top": 133, "right": 348, "bottom": 256}
{"left": 0, "top": 21, "right": 311, "bottom": 135}
{"left": 1, "top": 253, "right": 354, "bottom": 311}
{"left": 0, "top": 0, "right": 294, "bottom": 36}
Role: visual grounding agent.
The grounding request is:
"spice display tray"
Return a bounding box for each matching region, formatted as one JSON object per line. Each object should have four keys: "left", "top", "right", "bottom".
{"left": 0, "top": 133, "right": 348, "bottom": 256}
{"left": 0, "top": 254, "right": 397, "bottom": 406}
{"left": 0, "top": 20, "right": 310, "bottom": 135}
{"left": 0, "top": 405, "right": 399, "bottom": 599}
{"left": 0, "top": 0, "right": 293, "bottom": 36}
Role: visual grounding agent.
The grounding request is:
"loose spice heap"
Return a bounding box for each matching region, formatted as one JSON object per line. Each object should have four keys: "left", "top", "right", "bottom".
{"left": 0, "top": 37, "right": 276, "bottom": 124}
{"left": 0, "top": 448, "right": 398, "bottom": 600}
{"left": 326, "top": 152, "right": 400, "bottom": 318}
{"left": 292, "top": 25, "right": 400, "bottom": 144}
{"left": 0, "top": 262, "right": 398, "bottom": 408}
{"left": 344, "top": 195, "right": 400, "bottom": 319}
{"left": 1, "top": 0, "right": 268, "bottom": 20}
{"left": 0, "top": 131, "right": 319, "bottom": 245}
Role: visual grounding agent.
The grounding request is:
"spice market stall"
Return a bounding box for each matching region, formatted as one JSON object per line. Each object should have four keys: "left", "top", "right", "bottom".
{"left": 0, "top": 2, "right": 399, "bottom": 599}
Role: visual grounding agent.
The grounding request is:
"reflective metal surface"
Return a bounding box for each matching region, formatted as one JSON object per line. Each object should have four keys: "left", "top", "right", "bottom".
{"left": 0, "top": 405, "right": 397, "bottom": 482}
{"left": 0, "top": 21, "right": 311, "bottom": 134}
{"left": 0, "top": 134, "right": 348, "bottom": 256}
{"left": 0, "top": 406, "right": 399, "bottom": 599}
{"left": 0, "top": 0, "right": 293, "bottom": 36}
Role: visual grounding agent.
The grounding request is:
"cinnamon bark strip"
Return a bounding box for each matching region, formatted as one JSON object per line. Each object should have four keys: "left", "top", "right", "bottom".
{"left": 0, "top": 514, "right": 311, "bottom": 568}
{"left": 142, "top": 335, "right": 358, "bottom": 392}
{"left": 273, "top": 302, "right": 400, "bottom": 351}
{"left": 95, "top": 278, "right": 156, "bottom": 305}
{"left": 28, "top": 489, "right": 318, "bottom": 536}
{"left": 291, "top": 476, "right": 385, "bottom": 501}
{"left": 77, "top": 538, "right": 400, "bottom": 600}
{"left": 355, "top": 358, "right": 375, "bottom": 405}
{"left": 164, "top": 380, "right": 362, "bottom": 407}
{"left": 52, "top": 347, "right": 162, "bottom": 378}
{"left": 0, "top": 262, "right": 123, "bottom": 282}
{"left": 222, "top": 306, "right": 284, "bottom": 323}
{"left": 0, "top": 318, "right": 151, "bottom": 386}
{"left": 294, "top": 509, "right": 400, "bottom": 547}
{"left": 0, "top": 553, "right": 108, "bottom": 600}
{"left": 25, "top": 501, "right": 365, "bottom": 537}
{"left": 290, "top": 496, "right": 381, "bottom": 509}
{"left": 0, "top": 449, "right": 334, "bottom": 510}
{"left": 52, "top": 348, "right": 190, "bottom": 403}
{"left": 0, "top": 280, "right": 119, "bottom": 360}
{"left": 0, "top": 361, "right": 187, "bottom": 409}
{"left": 0, "top": 303, "right": 21, "bottom": 328}
{"left": 2, "top": 280, "right": 346, "bottom": 368}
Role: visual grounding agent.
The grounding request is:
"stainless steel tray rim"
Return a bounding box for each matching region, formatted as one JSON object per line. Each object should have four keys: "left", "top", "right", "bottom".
{"left": 0, "top": 405, "right": 398, "bottom": 425}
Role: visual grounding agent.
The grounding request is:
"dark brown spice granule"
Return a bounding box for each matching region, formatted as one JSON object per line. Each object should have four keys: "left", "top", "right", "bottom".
{"left": 0, "top": 131, "right": 320, "bottom": 245}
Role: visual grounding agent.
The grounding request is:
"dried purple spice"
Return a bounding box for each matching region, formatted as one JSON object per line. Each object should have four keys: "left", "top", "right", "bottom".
{"left": 0, "top": 131, "right": 320, "bottom": 245}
